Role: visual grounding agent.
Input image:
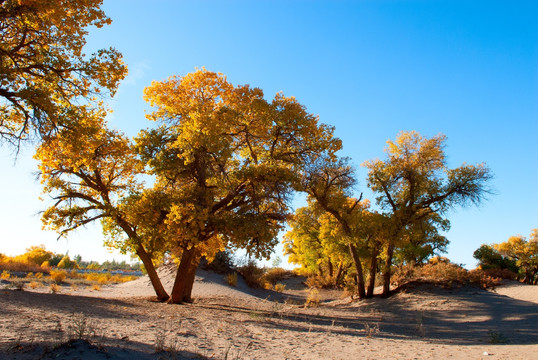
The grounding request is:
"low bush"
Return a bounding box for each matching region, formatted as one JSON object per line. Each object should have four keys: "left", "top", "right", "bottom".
{"left": 50, "top": 269, "right": 67, "bottom": 283}
{"left": 305, "top": 275, "right": 337, "bottom": 289}
{"left": 393, "top": 262, "right": 507, "bottom": 289}
{"left": 226, "top": 272, "right": 238, "bottom": 287}
{"left": 237, "top": 261, "right": 267, "bottom": 288}
{"left": 263, "top": 268, "right": 290, "bottom": 285}
{"left": 1, "top": 270, "right": 10, "bottom": 280}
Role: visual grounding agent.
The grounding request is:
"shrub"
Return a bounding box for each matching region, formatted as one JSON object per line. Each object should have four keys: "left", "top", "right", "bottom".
{"left": 91, "top": 284, "right": 101, "bottom": 291}
{"left": 26, "top": 272, "right": 34, "bottom": 278}
{"left": 226, "top": 272, "right": 238, "bottom": 287}
{"left": 393, "top": 262, "right": 506, "bottom": 289}
{"left": 29, "top": 281, "right": 40, "bottom": 289}
{"left": 305, "top": 288, "right": 320, "bottom": 307}
{"left": 1, "top": 270, "right": 10, "bottom": 280}
{"left": 35, "top": 272, "right": 43, "bottom": 279}
{"left": 237, "top": 261, "right": 267, "bottom": 288}
{"left": 50, "top": 269, "right": 67, "bottom": 283}
{"left": 201, "top": 251, "right": 235, "bottom": 274}
{"left": 305, "top": 275, "right": 337, "bottom": 289}
{"left": 50, "top": 283, "right": 60, "bottom": 293}
{"left": 274, "top": 283, "right": 286, "bottom": 292}
{"left": 263, "top": 268, "right": 290, "bottom": 285}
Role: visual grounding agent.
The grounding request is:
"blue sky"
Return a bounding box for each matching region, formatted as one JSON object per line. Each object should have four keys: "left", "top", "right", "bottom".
{"left": 1, "top": 0, "right": 537, "bottom": 268}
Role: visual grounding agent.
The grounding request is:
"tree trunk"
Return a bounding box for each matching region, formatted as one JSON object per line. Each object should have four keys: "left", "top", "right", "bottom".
{"left": 382, "top": 242, "right": 395, "bottom": 298}
{"left": 327, "top": 258, "right": 334, "bottom": 278}
{"left": 348, "top": 243, "right": 366, "bottom": 299}
{"left": 115, "top": 216, "right": 168, "bottom": 302}
{"left": 318, "top": 263, "right": 324, "bottom": 278}
{"left": 366, "top": 244, "right": 380, "bottom": 298}
{"left": 181, "top": 254, "right": 201, "bottom": 302}
{"left": 135, "top": 245, "right": 169, "bottom": 302}
{"left": 334, "top": 261, "right": 344, "bottom": 288}
{"left": 169, "top": 247, "right": 198, "bottom": 304}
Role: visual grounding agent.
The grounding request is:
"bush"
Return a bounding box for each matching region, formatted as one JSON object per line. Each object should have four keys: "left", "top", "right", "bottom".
{"left": 50, "top": 283, "right": 60, "bottom": 293}
{"left": 50, "top": 269, "right": 67, "bottom": 283}
{"left": 1, "top": 270, "right": 10, "bottom": 280}
{"left": 263, "top": 268, "right": 290, "bottom": 285}
{"left": 274, "top": 283, "right": 286, "bottom": 292}
{"left": 29, "top": 281, "right": 40, "bottom": 289}
{"left": 201, "top": 251, "right": 235, "bottom": 274}
{"left": 393, "top": 262, "right": 506, "bottom": 289}
{"left": 226, "top": 272, "right": 238, "bottom": 287}
{"left": 237, "top": 261, "right": 267, "bottom": 288}
{"left": 305, "top": 275, "right": 337, "bottom": 289}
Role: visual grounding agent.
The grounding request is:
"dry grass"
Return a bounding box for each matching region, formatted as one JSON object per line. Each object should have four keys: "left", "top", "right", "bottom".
{"left": 49, "top": 283, "right": 60, "bottom": 293}
{"left": 393, "top": 262, "right": 507, "bottom": 289}
{"left": 226, "top": 272, "right": 238, "bottom": 287}
{"left": 237, "top": 263, "right": 293, "bottom": 289}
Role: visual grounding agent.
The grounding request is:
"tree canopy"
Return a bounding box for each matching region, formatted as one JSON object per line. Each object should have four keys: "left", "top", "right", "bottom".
{"left": 0, "top": 0, "right": 126, "bottom": 146}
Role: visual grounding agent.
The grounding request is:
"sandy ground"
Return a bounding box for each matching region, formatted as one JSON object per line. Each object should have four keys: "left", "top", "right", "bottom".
{"left": 0, "top": 268, "right": 537, "bottom": 360}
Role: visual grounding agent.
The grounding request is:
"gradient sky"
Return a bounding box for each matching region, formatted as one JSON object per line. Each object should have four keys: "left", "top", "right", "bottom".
{"left": 1, "top": 0, "right": 537, "bottom": 268}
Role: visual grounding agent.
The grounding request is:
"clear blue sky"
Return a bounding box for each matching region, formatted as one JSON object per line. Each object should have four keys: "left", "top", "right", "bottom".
{"left": 1, "top": 0, "right": 537, "bottom": 268}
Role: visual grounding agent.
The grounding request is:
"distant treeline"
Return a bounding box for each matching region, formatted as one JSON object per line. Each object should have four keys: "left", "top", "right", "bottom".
{"left": 0, "top": 245, "right": 143, "bottom": 274}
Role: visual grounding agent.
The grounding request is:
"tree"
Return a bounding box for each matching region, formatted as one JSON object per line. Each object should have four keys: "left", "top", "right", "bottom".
{"left": 0, "top": 0, "right": 126, "bottom": 146}
{"left": 14, "top": 245, "right": 52, "bottom": 265}
{"left": 36, "top": 111, "right": 170, "bottom": 301}
{"left": 494, "top": 231, "right": 538, "bottom": 284}
{"left": 473, "top": 244, "right": 517, "bottom": 272}
{"left": 363, "top": 131, "right": 492, "bottom": 296}
{"left": 137, "top": 69, "right": 340, "bottom": 303}
{"left": 299, "top": 157, "right": 388, "bottom": 298}
{"left": 284, "top": 200, "right": 351, "bottom": 288}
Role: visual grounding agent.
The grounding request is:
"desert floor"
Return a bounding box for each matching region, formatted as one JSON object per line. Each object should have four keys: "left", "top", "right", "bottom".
{"left": 0, "top": 268, "right": 537, "bottom": 360}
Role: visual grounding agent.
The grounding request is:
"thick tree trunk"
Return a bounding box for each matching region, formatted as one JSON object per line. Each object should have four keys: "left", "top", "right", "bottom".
{"left": 169, "top": 247, "right": 198, "bottom": 304}
{"left": 382, "top": 242, "right": 395, "bottom": 298}
{"left": 181, "top": 254, "right": 201, "bottom": 302}
{"left": 318, "top": 263, "right": 324, "bottom": 278}
{"left": 348, "top": 243, "right": 366, "bottom": 299}
{"left": 135, "top": 246, "right": 169, "bottom": 302}
{"left": 366, "top": 244, "right": 380, "bottom": 298}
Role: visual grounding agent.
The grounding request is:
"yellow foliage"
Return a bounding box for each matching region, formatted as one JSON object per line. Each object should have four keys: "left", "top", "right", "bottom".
{"left": 0, "top": 0, "right": 126, "bottom": 143}
{"left": 226, "top": 273, "right": 238, "bottom": 287}
{"left": 50, "top": 269, "right": 67, "bottom": 283}
{"left": 29, "top": 281, "right": 41, "bottom": 289}
{"left": 1, "top": 270, "right": 10, "bottom": 280}
{"left": 49, "top": 283, "right": 60, "bottom": 293}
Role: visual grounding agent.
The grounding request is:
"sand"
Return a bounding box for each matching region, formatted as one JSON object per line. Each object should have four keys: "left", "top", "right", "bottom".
{"left": 1, "top": 268, "right": 537, "bottom": 359}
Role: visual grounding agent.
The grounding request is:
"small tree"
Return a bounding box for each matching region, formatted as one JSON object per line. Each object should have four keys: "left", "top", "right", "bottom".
{"left": 494, "top": 231, "right": 538, "bottom": 284}
{"left": 363, "top": 131, "right": 492, "bottom": 296}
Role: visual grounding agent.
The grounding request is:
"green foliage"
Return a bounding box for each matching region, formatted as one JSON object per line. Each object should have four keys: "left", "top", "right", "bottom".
{"left": 473, "top": 244, "right": 517, "bottom": 272}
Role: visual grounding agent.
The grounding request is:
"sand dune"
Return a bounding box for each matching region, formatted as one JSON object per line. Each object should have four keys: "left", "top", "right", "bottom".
{"left": 1, "top": 269, "right": 537, "bottom": 359}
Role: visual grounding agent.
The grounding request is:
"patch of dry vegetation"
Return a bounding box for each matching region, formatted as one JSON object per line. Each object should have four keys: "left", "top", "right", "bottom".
{"left": 393, "top": 260, "right": 513, "bottom": 289}
{"left": 237, "top": 262, "right": 294, "bottom": 289}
